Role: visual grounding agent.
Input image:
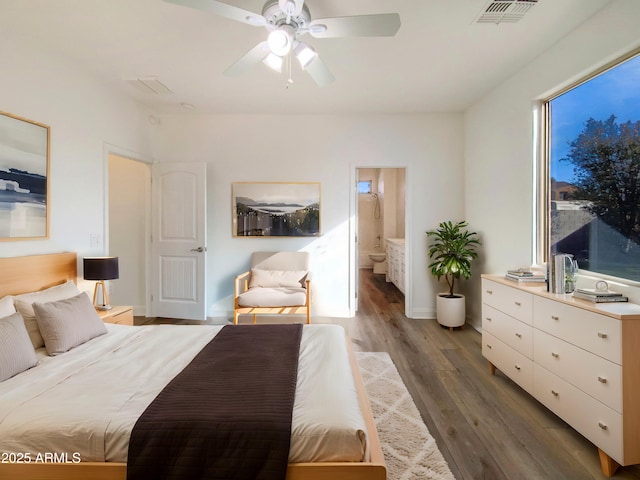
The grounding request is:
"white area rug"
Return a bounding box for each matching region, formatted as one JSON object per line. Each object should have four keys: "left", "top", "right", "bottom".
{"left": 355, "top": 352, "right": 456, "bottom": 480}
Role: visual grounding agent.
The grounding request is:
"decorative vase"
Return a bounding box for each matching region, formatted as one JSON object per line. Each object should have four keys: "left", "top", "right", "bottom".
{"left": 436, "top": 293, "right": 465, "bottom": 330}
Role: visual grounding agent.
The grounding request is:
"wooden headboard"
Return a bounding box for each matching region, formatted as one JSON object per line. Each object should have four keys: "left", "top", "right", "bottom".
{"left": 0, "top": 252, "right": 77, "bottom": 298}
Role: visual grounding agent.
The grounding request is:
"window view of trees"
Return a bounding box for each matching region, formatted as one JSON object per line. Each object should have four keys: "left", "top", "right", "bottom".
{"left": 548, "top": 53, "right": 640, "bottom": 282}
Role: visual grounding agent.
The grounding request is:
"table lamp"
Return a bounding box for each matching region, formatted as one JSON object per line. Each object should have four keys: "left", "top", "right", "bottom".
{"left": 83, "top": 257, "right": 119, "bottom": 310}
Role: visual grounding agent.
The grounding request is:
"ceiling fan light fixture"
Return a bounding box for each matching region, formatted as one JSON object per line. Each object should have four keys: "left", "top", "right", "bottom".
{"left": 267, "top": 28, "right": 293, "bottom": 56}
{"left": 294, "top": 42, "right": 318, "bottom": 69}
{"left": 263, "top": 52, "right": 283, "bottom": 72}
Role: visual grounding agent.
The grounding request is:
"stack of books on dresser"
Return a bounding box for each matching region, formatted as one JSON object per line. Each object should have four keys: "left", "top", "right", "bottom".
{"left": 573, "top": 288, "right": 628, "bottom": 303}
{"left": 504, "top": 269, "right": 546, "bottom": 283}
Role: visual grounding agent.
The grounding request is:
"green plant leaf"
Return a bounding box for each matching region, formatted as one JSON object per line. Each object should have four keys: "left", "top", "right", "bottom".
{"left": 425, "top": 220, "right": 481, "bottom": 296}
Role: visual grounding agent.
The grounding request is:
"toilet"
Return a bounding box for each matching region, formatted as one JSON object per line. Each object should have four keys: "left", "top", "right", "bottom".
{"left": 368, "top": 253, "right": 387, "bottom": 274}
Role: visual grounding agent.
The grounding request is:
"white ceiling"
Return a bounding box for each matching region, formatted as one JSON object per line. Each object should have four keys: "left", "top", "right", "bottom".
{"left": 1, "top": 0, "right": 614, "bottom": 114}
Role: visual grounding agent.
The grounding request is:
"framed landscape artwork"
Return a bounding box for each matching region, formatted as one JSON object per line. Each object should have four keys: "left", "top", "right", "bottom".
{"left": 232, "top": 182, "right": 320, "bottom": 237}
{"left": 0, "top": 111, "right": 50, "bottom": 240}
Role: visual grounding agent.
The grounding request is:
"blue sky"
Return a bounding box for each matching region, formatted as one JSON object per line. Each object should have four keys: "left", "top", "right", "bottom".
{"left": 550, "top": 54, "right": 640, "bottom": 182}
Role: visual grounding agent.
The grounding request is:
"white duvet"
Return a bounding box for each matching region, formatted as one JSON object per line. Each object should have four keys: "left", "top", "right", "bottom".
{"left": 0, "top": 323, "right": 368, "bottom": 464}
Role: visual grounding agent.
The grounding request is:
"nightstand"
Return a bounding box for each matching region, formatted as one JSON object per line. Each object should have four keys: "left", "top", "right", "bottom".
{"left": 98, "top": 305, "right": 134, "bottom": 325}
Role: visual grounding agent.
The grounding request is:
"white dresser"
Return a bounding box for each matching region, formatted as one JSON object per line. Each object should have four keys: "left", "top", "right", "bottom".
{"left": 386, "top": 238, "right": 405, "bottom": 294}
{"left": 481, "top": 275, "right": 640, "bottom": 477}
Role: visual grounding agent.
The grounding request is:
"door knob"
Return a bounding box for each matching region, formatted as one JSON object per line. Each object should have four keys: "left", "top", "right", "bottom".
{"left": 191, "top": 247, "right": 205, "bottom": 253}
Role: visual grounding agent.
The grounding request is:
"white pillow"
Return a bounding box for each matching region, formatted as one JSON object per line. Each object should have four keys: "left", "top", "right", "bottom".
{"left": 248, "top": 269, "right": 308, "bottom": 289}
{"left": 13, "top": 280, "right": 81, "bottom": 349}
{"left": 0, "top": 312, "right": 38, "bottom": 382}
{"left": 0, "top": 296, "right": 16, "bottom": 318}
{"left": 33, "top": 292, "right": 107, "bottom": 356}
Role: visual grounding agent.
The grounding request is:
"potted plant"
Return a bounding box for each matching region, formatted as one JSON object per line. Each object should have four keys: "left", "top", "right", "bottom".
{"left": 426, "top": 220, "right": 481, "bottom": 329}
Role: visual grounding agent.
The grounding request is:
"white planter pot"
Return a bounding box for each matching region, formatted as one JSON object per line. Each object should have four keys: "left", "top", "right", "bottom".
{"left": 436, "top": 293, "right": 466, "bottom": 328}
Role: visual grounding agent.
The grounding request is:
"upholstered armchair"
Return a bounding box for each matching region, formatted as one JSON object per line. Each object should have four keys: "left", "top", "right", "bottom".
{"left": 233, "top": 251, "right": 311, "bottom": 324}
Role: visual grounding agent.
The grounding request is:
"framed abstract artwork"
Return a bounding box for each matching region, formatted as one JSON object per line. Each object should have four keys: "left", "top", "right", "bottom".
{"left": 232, "top": 182, "right": 320, "bottom": 237}
{"left": 0, "top": 111, "right": 50, "bottom": 240}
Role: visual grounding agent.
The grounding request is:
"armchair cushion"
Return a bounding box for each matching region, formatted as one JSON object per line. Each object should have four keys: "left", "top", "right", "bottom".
{"left": 234, "top": 252, "right": 311, "bottom": 324}
{"left": 249, "top": 269, "right": 308, "bottom": 289}
{"left": 238, "top": 288, "right": 307, "bottom": 308}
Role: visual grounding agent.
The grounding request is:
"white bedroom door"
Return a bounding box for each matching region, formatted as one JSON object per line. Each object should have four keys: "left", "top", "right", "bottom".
{"left": 151, "top": 162, "right": 207, "bottom": 320}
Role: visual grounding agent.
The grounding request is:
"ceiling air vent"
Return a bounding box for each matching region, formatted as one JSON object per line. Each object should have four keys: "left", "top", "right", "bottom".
{"left": 126, "top": 76, "right": 173, "bottom": 95}
{"left": 476, "top": 0, "right": 539, "bottom": 24}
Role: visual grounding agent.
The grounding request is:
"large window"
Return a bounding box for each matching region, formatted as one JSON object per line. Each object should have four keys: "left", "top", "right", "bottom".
{"left": 543, "top": 51, "right": 640, "bottom": 282}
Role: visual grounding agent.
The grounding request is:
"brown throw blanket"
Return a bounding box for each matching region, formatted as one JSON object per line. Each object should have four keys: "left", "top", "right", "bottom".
{"left": 127, "top": 323, "right": 303, "bottom": 480}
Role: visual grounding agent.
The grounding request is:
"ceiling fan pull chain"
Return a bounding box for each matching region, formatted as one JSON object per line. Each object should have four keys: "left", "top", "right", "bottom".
{"left": 286, "top": 52, "right": 293, "bottom": 88}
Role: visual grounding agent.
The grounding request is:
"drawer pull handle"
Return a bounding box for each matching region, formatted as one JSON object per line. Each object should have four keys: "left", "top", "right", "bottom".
{"left": 551, "top": 352, "right": 559, "bottom": 359}
{"left": 514, "top": 365, "right": 521, "bottom": 371}
{"left": 598, "top": 332, "right": 608, "bottom": 339}
{"left": 551, "top": 390, "right": 559, "bottom": 397}
{"left": 551, "top": 315, "right": 560, "bottom": 321}
{"left": 515, "top": 333, "right": 522, "bottom": 338}
{"left": 515, "top": 301, "right": 521, "bottom": 306}
{"left": 486, "top": 317, "right": 492, "bottom": 322}
{"left": 486, "top": 344, "right": 492, "bottom": 349}
{"left": 486, "top": 290, "right": 493, "bottom": 295}
{"left": 598, "top": 376, "right": 608, "bottom": 384}
{"left": 599, "top": 422, "right": 608, "bottom": 431}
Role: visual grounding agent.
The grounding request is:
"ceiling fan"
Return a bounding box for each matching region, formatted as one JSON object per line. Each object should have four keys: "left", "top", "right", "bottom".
{"left": 163, "top": 0, "right": 401, "bottom": 87}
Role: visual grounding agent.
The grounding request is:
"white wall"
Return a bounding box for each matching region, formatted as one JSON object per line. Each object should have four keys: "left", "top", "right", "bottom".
{"left": 380, "top": 168, "right": 397, "bottom": 242}
{"left": 395, "top": 169, "right": 406, "bottom": 239}
{"left": 150, "top": 113, "right": 464, "bottom": 319}
{"left": 464, "top": 0, "right": 640, "bottom": 328}
{"left": 0, "top": 41, "right": 152, "bottom": 291}
{"left": 108, "top": 155, "right": 150, "bottom": 314}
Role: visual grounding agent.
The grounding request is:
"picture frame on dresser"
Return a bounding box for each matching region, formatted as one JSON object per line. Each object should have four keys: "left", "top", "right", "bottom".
{"left": 0, "top": 111, "right": 50, "bottom": 240}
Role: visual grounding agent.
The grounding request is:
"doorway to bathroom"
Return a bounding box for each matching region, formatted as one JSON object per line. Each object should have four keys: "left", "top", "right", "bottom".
{"left": 108, "top": 153, "right": 151, "bottom": 317}
{"left": 354, "top": 167, "right": 407, "bottom": 314}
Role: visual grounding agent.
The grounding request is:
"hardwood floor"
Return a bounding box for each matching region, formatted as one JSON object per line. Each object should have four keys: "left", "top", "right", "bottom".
{"left": 143, "top": 269, "right": 640, "bottom": 479}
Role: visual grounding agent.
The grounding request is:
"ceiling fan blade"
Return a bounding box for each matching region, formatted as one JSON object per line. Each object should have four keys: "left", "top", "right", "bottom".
{"left": 309, "top": 13, "right": 400, "bottom": 38}
{"left": 163, "top": 0, "right": 265, "bottom": 27}
{"left": 305, "top": 56, "right": 335, "bottom": 87}
{"left": 224, "top": 41, "right": 270, "bottom": 77}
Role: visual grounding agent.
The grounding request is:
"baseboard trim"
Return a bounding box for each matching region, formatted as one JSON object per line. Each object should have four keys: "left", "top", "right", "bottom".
{"left": 409, "top": 308, "right": 436, "bottom": 320}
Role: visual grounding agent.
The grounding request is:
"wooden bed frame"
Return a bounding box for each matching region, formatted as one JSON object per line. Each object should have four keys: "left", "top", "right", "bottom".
{"left": 0, "top": 252, "right": 386, "bottom": 480}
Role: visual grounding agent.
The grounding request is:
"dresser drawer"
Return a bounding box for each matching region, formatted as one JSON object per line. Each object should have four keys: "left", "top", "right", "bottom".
{"left": 483, "top": 332, "right": 533, "bottom": 392}
{"left": 534, "top": 329, "right": 622, "bottom": 412}
{"left": 482, "top": 304, "right": 533, "bottom": 358}
{"left": 482, "top": 279, "right": 533, "bottom": 325}
{"left": 533, "top": 364, "right": 623, "bottom": 463}
{"left": 534, "top": 297, "right": 621, "bottom": 364}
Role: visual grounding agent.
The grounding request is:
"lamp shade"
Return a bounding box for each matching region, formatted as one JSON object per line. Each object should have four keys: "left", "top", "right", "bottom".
{"left": 83, "top": 257, "right": 119, "bottom": 281}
